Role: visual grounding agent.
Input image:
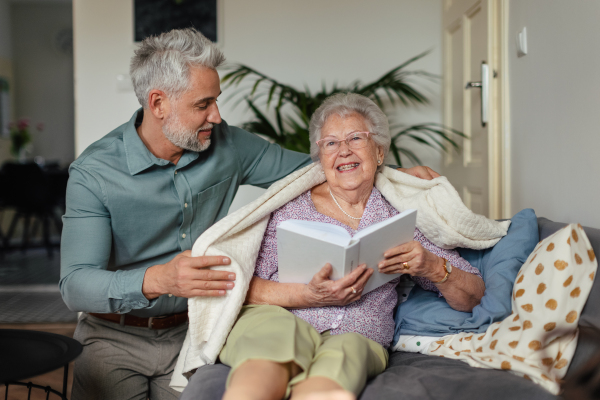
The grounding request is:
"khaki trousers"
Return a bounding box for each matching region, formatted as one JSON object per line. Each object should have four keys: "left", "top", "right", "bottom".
{"left": 219, "top": 305, "right": 389, "bottom": 397}
{"left": 71, "top": 313, "right": 187, "bottom": 400}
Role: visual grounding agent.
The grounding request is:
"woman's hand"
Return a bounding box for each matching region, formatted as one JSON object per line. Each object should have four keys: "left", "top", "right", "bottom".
{"left": 379, "top": 240, "right": 486, "bottom": 312}
{"left": 378, "top": 241, "right": 445, "bottom": 282}
{"left": 303, "top": 263, "right": 373, "bottom": 307}
{"left": 245, "top": 264, "right": 373, "bottom": 309}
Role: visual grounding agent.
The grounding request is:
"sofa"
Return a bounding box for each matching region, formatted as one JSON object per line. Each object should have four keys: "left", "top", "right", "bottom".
{"left": 182, "top": 218, "right": 600, "bottom": 400}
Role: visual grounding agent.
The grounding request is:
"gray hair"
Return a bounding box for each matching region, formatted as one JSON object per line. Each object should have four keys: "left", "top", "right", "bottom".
{"left": 308, "top": 93, "right": 391, "bottom": 162}
{"left": 130, "top": 28, "right": 225, "bottom": 108}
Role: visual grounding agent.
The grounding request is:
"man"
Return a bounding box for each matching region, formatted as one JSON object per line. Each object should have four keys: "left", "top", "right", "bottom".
{"left": 60, "top": 28, "right": 438, "bottom": 400}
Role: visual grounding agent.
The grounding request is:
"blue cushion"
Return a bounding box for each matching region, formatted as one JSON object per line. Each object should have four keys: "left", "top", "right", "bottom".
{"left": 392, "top": 209, "right": 539, "bottom": 344}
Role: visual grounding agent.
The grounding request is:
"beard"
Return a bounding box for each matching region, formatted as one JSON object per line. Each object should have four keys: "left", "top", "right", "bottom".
{"left": 162, "top": 110, "right": 213, "bottom": 153}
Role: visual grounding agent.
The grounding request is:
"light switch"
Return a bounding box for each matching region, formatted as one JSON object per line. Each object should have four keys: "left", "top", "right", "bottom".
{"left": 517, "top": 27, "right": 528, "bottom": 57}
{"left": 116, "top": 74, "right": 133, "bottom": 92}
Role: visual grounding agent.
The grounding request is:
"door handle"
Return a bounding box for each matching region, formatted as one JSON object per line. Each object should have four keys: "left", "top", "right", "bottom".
{"left": 465, "top": 62, "right": 489, "bottom": 127}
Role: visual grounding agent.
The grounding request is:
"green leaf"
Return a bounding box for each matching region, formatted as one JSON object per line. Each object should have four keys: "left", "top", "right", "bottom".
{"left": 221, "top": 52, "right": 466, "bottom": 166}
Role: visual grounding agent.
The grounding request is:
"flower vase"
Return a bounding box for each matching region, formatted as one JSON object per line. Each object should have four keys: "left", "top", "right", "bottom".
{"left": 18, "top": 146, "right": 30, "bottom": 163}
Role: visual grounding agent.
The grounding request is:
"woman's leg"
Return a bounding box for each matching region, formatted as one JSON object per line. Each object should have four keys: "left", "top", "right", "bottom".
{"left": 219, "top": 305, "right": 322, "bottom": 400}
{"left": 290, "top": 377, "right": 354, "bottom": 400}
{"left": 290, "top": 332, "right": 388, "bottom": 399}
{"left": 224, "top": 359, "right": 300, "bottom": 400}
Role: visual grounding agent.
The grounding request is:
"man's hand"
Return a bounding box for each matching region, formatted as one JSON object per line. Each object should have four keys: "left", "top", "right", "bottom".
{"left": 302, "top": 263, "right": 373, "bottom": 307}
{"left": 142, "top": 250, "right": 235, "bottom": 299}
{"left": 397, "top": 166, "right": 440, "bottom": 180}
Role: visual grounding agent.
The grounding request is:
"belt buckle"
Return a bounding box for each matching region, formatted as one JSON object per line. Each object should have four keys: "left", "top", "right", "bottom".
{"left": 148, "top": 317, "right": 154, "bottom": 329}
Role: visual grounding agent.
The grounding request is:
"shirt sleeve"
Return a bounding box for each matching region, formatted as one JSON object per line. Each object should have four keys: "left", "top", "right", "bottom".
{"left": 59, "top": 165, "right": 157, "bottom": 313}
{"left": 411, "top": 228, "right": 482, "bottom": 297}
{"left": 253, "top": 213, "right": 280, "bottom": 281}
{"left": 227, "top": 125, "right": 313, "bottom": 188}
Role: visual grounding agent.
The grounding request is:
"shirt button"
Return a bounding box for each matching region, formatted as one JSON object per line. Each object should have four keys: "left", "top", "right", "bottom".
{"left": 168, "top": 294, "right": 173, "bottom": 298}
{"left": 182, "top": 233, "right": 186, "bottom": 238}
{"left": 337, "top": 315, "right": 343, "bottom": 320}
{"left": 331, "top": 323, "right": 339, "bottom": 329}
{"left": 318, "top": 310, "right": 323, "bottom": 315}
{"left": 184, "top": 203, "right": 188, "bottom": 208}
{"left": 174, "top": 171, "right": 178, "bottom": 175}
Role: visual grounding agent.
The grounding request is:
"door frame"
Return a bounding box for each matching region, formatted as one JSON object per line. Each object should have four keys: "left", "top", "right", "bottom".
{"left": 442, "top": 0, "right": 511, "bottom": 219}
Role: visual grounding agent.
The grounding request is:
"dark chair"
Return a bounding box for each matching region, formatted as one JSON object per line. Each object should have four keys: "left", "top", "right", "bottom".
{"left": 0, "top": 162, "right": 63, "bottom": 257}
{"left": 0, "top": 172, "right": 6, "bottom": 258}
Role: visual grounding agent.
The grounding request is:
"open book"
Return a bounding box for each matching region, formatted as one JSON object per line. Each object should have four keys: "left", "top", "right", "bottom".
{"left": 276, "top": 209, "right": 417, "bottom": 294}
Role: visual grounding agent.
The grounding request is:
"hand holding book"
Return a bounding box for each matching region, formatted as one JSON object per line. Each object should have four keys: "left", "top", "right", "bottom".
{"left": 277, "top": 209, "right": 418, "bottom": 294}
{"left": 301, "top": 262, "right": 374, "bottom": 306}
{"left": 379, "top": 240, "right": 448, "bottom": 283}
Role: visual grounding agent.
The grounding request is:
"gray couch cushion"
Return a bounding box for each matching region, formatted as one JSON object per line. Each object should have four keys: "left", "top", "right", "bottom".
{"left": 179, "top": 363, "right": 229, "bottom": 400}
{"left": 360, "top": 352, "right": 557, "bottom": 400}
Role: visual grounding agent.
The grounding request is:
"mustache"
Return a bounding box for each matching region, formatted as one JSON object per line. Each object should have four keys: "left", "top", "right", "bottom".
{"left": 197, "top": 123, "right": 214, "bottom": 132}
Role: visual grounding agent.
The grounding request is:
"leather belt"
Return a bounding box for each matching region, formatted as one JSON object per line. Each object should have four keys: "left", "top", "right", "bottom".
{"left": 89, "top": 311, "right": 188, "bottom": 329}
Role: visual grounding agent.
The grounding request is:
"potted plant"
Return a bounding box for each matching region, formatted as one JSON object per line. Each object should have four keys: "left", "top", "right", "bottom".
{"left": 9, "top": 118, "right": 43, "bottom": 163}
{"left": 221, "top": 51, "right": 464, "bottom": 167}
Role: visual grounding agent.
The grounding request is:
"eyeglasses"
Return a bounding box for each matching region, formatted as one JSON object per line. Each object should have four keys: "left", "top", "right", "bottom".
{"left": 316, "top": 131, "right": 376, "bottom": 154}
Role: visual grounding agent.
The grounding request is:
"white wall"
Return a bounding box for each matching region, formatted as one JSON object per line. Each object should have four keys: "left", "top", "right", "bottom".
{"left": 218, "top": 0, "right": 442, "bottom": 150}
{"left": 508, "top": 0, "right": 600, "bottom": 228}
{"left": 0, "top": 0, "right": 11, "bottom": 59}
{"left": 10, "top": 2, "right": 74, "bottom": 165}
{"left": 74, "top": 0, "right": 443, "bottom": 209}
{"left": 73, "top": 0, "right": 443, "bottom": 160}
{"left": 0, "top": 0, "right": 12, "bottom": 161}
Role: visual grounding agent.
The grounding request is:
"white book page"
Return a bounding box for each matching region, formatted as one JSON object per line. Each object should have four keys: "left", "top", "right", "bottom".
{"left": 356, "top": 209, "right": 417, "bottom": 293}
{"left": 278, "top": 219, "right": 352, "bottom": 247}
{"left": 353, "top": 209, "right": 417, "bottom": 241}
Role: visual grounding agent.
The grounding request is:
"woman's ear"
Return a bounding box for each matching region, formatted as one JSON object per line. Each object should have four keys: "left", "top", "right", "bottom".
{"left": 377, "top": 146, "right": 385, "bottom": 164}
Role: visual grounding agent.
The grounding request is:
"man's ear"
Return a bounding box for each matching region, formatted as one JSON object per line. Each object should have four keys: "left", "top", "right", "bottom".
{"left": 147, "top": 90, "right": 169, "bottom": 120}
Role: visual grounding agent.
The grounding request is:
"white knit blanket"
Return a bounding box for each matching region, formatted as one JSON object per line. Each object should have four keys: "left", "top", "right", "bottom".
{"left": 170, "top": 163, "right": 510, "bottom": 391}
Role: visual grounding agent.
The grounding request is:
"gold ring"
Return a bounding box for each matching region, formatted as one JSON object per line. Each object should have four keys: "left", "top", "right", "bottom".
{"left": 403, "top": 262, "right": 410, "bottom": 270}
{"left": 351, "top": 287, "right": 357, "bottom": 294}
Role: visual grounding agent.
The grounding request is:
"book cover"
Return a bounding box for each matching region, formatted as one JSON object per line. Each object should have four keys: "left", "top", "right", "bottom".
{"left": 277, "top": 209, "right": 417, "bottom": 294}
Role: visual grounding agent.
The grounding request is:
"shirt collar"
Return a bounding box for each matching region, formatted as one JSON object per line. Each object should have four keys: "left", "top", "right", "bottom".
{"left": 122, "top": 109, "right": 199, "bottom": 175}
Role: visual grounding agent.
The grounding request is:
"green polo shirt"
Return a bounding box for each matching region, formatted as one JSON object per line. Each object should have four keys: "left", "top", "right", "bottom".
{"left": 59, "top": 109, "right": 311, "bottom": 317}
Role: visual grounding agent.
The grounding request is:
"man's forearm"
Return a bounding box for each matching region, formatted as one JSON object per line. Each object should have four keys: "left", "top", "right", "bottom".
{"left": 60, "top": 266, "right": 153, "bottom": 313}
{"left": 142, "top": 264, "right": 167, "bottom": 300}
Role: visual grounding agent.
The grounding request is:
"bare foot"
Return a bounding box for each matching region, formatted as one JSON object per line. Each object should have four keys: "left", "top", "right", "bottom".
{"left": 298, "top": 390, "right": 356, "bottom": 400}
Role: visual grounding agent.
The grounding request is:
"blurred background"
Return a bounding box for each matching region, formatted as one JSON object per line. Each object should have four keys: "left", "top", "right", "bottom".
{"left": 0, "top": 2, "right": 600, "bottom": 393}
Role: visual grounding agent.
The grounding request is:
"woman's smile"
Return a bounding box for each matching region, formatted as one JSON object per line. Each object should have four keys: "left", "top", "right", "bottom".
{"left": 336, "top": 162, "right": 360, "bottom": 172}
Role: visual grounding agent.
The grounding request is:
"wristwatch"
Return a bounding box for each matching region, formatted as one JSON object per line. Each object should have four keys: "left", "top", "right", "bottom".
{"left": 432, "top": 258, "right": 452, "bottom": 284}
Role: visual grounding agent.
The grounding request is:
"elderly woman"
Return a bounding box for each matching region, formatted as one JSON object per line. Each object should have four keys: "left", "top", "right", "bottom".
{"left": 214, "top": 93, "right": 486, "bottom": 400}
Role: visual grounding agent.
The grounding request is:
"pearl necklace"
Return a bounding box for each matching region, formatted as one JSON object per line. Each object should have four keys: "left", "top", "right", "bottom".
{"left": 329, "top": 188, "right": 362, "bottom": 220}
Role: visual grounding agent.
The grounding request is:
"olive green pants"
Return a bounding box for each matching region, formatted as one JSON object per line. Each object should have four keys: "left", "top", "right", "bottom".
{"left": 219, "top": 305, "right": 388, "bottom": 397}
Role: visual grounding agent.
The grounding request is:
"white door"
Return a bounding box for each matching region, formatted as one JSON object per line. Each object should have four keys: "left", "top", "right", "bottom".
{"left": 442, "top": 0, "right": 507, "bottom": 219}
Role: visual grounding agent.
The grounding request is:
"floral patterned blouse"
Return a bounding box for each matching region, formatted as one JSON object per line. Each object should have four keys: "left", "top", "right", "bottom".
{"left": 254, "top": 187, "right": 481, "bottom": 348}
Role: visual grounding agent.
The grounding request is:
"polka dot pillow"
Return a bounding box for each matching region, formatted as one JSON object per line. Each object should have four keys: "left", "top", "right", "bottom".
{"left": 427, "top": 223, "right": 597, "bottom": 394}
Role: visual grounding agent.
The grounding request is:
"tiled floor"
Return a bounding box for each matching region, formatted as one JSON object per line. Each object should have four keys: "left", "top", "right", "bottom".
{"left": 0, "top": 246, "right": 61, "bottom": 285}
{"left": 0, "top": 248, "right": 77, "bottom": 324}
{"left": 0, "top": 289, "right": 77, "bottom": 324}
